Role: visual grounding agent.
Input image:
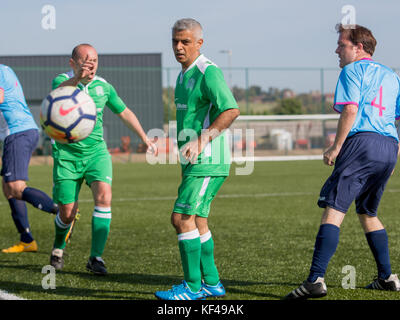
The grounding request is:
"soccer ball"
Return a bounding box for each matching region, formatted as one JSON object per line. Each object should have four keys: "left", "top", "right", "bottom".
{"left": 40, "top": 86, "right": 97, "bottom": 144}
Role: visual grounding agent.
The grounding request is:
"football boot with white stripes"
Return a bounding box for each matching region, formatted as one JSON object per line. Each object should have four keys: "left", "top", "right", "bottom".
{"left": 365, "top": 274, "right": 400, "bottom": 291}
{"left": 155, "top": 281, "right": 206, "bottom": 300}
{"left": 201, "top": 280, "right": 226, "bottom": 298}
{"left": 284, "top": 277, "right": 327, "bottom": 300}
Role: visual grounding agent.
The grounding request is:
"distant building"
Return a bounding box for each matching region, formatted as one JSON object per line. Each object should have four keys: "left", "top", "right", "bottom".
{"left": 0, "top": 53, "right": 163, "bottom": 153}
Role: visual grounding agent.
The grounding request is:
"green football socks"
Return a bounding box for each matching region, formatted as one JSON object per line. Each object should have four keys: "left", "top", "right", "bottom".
{"left": 53, "top": 213, "right": 71, "bottom": 250}
{"left": 200, "top": 231, "right": 220, "bottom": 286}
{"left": 90, "top": 206, "right": 111, "bottom": 258}
{"left": 178, "top": 229, "right": 202, "bottom": 292}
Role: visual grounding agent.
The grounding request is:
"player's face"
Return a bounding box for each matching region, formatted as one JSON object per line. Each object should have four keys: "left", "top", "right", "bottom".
{"left": 335, "top": 33, "right": 357, "bottom": 68}
{"left": 71, "top": 46, "right": 99, "bottom": 83}
{"left": 172, "top": 29, "right": 203, "bottom": 70}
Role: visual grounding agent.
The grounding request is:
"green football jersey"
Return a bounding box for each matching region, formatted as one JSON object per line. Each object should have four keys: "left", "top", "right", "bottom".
{"left": 51, "top": 72, "right": 126, "bottom": 160}
{"left": 175, "top": 54, "right": 238, "bottom": 176}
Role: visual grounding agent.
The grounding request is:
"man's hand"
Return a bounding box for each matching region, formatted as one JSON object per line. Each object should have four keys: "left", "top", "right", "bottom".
{"left": 145, "top": 138, "right": 158, "bottom": 156}
{"left": 323, "top": 144, "right": 340, "bottom": 166}
{"left": 73, "top": 55, "right": 95, "bottom": 83}
{"left": 180, "top": 136, "right": 206, "bottom": 164}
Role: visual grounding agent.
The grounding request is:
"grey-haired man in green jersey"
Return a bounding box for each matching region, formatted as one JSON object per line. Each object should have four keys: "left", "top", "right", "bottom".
{"left": 49, "top": 43, "right": 157, "bottom": 275}
{"left": 155, "top": 19, "right": 240, "bottom": 300}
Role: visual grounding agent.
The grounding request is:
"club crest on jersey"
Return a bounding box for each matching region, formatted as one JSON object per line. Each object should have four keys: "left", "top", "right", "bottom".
{"left": 95, "top": 86, "right": 104, "bottom": 96}
{"left": 186, "top": 78, "right": 196, "bottom": 91}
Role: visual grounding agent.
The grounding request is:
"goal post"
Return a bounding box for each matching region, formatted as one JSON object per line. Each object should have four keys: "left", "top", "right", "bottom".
{"left": 230, "top": 114, "right": 340, "bottom": 162}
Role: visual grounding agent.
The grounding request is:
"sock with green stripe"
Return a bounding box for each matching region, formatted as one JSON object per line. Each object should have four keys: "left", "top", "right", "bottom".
{"left": 53, "top": 213, "right": 71, "bottom": 250}
{"left": 200, "top": 230, "right": 220, "bottom": 286}
{"left": 178, "top": 229, "right": 202, "bottom": 293}
{"left": 90, "top": 206, "right": 111, "bottom": 258}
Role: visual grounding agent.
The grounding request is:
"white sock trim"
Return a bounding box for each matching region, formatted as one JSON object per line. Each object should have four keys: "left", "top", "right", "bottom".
{"left": 94, "top": 206, "right": 111, "bottom": 212}
{"left": 93, "top": 206, "right": 112, "bottom": 219}
{"left": 55, "top": 213, "right": 71, "bottom": 229}
{"left": 200, "top": 231, "right": 212, "bottom": 243}
{"left": 178, "top": 229, "right": 200, "bottom": 241}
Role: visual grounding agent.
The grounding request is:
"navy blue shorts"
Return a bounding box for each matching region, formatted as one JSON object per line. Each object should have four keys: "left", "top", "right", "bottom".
{"left": 317, "top": 132, "right": 398, "bottom": 216}
{"left": 1, "top": 129, "right": 39, "bottom": 182}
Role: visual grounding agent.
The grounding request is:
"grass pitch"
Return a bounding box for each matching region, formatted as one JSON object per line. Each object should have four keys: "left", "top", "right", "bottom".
{"left": 0, "top": 160, "right": 400, "bottom": 300}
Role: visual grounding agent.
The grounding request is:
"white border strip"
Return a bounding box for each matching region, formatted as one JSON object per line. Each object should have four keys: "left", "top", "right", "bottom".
{"left": 233, "top": 155, "right": 323, "bottom": 162}
{"left": 237, "top": 114, "right": 340, "bottom": 121}
{"left": 0, "top": 289, "right": 26, "bottom": 300}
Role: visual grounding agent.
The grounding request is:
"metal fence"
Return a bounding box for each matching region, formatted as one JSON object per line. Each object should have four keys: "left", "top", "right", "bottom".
{"left": 163, "top": 66, "right": 400, "bottom": 122}
{"left": 2, "top": 62, "right": 399, "bottom": 161}
{"left": 0, "top": 54, "right": 163, "bottom": 156}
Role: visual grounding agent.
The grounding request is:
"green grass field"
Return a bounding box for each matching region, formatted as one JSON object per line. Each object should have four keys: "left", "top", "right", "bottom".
{"left": 1, "top": 160, "right": 400, "bottom": 300}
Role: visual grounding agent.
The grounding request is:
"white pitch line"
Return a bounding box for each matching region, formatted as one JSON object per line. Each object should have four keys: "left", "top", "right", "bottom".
{"left": 0, "top": 289, "right": 26, "bottom": 300}
{"left": 0, "top": 189, "right": 399, "bottom": 206}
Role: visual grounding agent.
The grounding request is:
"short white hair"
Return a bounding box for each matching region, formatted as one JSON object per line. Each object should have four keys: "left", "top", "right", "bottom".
{"left": 172, "top": 18, "right": 203, "bottom": 40}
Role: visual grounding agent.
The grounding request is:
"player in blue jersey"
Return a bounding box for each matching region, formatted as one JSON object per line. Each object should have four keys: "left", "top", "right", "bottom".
{"left": 285, "top": 24, "right": 400, "bottom": 300}
{"left": 0, "top": 64, "right": 59, "bottom": 253}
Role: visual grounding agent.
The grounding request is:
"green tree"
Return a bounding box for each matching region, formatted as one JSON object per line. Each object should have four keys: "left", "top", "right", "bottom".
{"left": 274, "top": 98, "right": 303, "bottom": 115}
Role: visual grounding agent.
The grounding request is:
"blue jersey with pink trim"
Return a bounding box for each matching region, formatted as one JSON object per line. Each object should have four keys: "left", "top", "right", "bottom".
{"left": 333, "top": 58, "right": 400, "bottom": 141}
{"left": 0, "top": 64, "right": 38, "bottom": 140}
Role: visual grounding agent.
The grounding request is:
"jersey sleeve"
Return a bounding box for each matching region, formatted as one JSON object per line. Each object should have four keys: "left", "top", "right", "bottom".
{"left": 52, "top": 74, "right": 69, "bottom": 90}
{"left": 106, "top": 83, "right": 127, "bottom": 114}
{"left": 0, "top": 66, "right": 5, "bottom": 90}
{"left": 203, "top": 66, "right": 238, "bottom": 113}
{"left": 396, "top": 75, "right": 400, "bottom": 120}
{"left": 0, "top": 66, "right": 12, "bottom": 91}
{"left": 333, "top": 64, "right": 361, "bottom": 113}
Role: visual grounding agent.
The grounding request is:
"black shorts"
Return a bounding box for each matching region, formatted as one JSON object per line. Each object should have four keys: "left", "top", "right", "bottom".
{"left": 1, "top": 129, "right": 39, "bottom": 182}
{"left": 317, "top": 132, "right": 398, "bottom": 216}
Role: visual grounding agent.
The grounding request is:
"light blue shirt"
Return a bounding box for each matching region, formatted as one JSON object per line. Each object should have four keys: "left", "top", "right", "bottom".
{"left": 333, "top": 58, "right": 400, "bottom": 142}
{"left": 0, "top": 64, "right": 38, "bottom": 140}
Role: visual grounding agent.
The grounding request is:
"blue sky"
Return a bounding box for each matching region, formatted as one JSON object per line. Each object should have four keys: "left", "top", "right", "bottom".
{"left": 1, "top": 0, "right": 399, "bottom": 92}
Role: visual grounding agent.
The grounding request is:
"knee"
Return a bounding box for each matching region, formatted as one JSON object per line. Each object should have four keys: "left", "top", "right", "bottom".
{"left": 94, "top": 194, "right": 111, "bottom": 207}
{"left": 3, "top": 181, "right": 26, "bottom": 199}
{"left": 58, "top": 205, "right": 77, "bottom": 225}
{"left": 171, "top": 212, "right": 196, "bottom": 233}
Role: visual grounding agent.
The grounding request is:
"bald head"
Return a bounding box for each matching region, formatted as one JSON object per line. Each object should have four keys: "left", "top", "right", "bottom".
{"left": 69, "top": 43, "right": 98, "bottom": 84}
{"left": 71, "top": 43, "right": 97, "bottom": 61}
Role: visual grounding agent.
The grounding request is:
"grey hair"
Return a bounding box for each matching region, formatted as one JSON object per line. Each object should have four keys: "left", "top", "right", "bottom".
{"left": 172, "top": 18, "right": 203, "bottom": 40}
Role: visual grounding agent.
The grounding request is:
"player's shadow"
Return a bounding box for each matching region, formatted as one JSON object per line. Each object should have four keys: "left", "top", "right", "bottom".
{"left": 0, "top": 262, "right": 297, "bottom": 299}
{"left": 62, "top": 270, "right": 288, "bottom": 299}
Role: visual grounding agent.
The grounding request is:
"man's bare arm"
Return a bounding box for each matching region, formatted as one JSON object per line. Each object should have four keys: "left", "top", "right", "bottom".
{"left": 0, "top": 88, "right": 4, "bottom": 104}
{"left": 181, "top": 108, "right": 240, "bottom": 163}
{"left": 323, "top": 104, "right": 358, "bottom": 166}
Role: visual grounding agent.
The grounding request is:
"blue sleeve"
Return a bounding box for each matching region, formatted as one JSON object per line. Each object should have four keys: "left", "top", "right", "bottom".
{"left": 333, "top": 64, "right": 361, "bottom": 113}
{"left": 396, "top": 75, "right": 400, "bottom": 120}
{"left": 0, "top": 66, "right": 6, "bottom": 90}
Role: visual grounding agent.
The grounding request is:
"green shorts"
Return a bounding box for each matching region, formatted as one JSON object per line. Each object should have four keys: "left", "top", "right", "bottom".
{"left": 173, "top": 175, "right": 226, "bottom": 218}
{"left": 53, "top": 153, "right": 112, "bottom": 204}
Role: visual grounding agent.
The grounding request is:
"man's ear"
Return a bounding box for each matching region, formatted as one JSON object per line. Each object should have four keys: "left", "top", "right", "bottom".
{"left": 356, "top": 42, "right": 364, "bottom": 54}
{"left": 68, "top": 58, "right": 76, "bottom": 69}
{"left": 197, "top": 38, "right": 204, "bottom": 50}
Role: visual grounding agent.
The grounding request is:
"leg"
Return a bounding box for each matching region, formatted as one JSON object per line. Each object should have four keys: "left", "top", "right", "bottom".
{"left": 50, "top": 201, "right": 78, "bottom": 269}
{"left": 307, "top": 207, "right": 344, "bottom": 282}
{"left": 53, "top": 202, "right": 78, "bottom": 250}
{"left": 285, "top": 207, "right": 343, "bottom": 300}
{"left": 358, "top": 213, "right": 392, "bottom": 280}
{"left": 196, "top": 216, "right": 222, "bottom": 290}
{"left": 2, "top": 179, "right": 32, "bottom": 244}
{"left": 89, "top": 181, "right": 112, "bottom": 259}
{"left": 1, "top": 129, "right": 57, "bottom": 214}
{"left": 171, "top": 212, "right": 202, "bottom": 292}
